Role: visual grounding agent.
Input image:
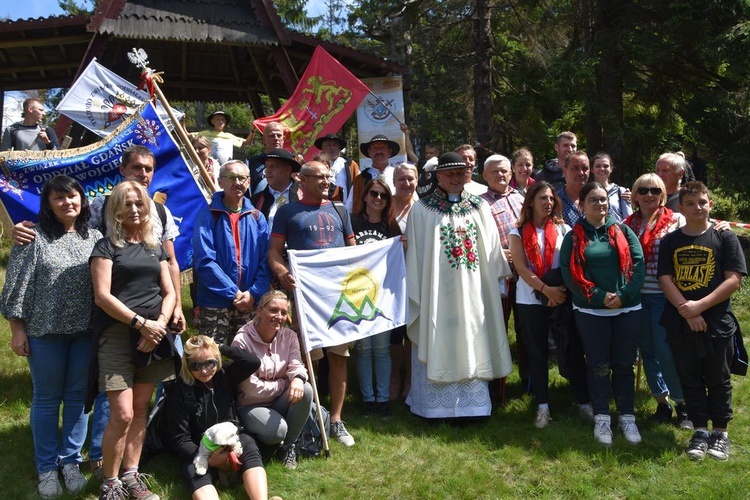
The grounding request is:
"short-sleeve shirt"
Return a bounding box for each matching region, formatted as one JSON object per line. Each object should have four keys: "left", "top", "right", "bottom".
{"left": 351, "top": 213, "right": 400, "bottom": 245}
{"left": 271, "top": 200, "right": 354, "bottom": 251}
{"left": 657, "top": 226, "right": 747, "bottom": 335}
{"left": 91, "top": 239, "right": 169, "bottom": 311}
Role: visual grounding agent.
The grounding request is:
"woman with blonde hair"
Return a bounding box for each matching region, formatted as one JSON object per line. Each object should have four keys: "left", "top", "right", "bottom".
{"left": 166, "top": 335, "right": 272, "bottom": 499}
{"left": 90, "top": 181, "right": 176, "bottom": 499}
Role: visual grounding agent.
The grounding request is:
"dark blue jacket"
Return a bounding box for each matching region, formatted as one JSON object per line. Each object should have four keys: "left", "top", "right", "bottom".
{"left": 193, "top": 192, "right": 270, "bottom": 308}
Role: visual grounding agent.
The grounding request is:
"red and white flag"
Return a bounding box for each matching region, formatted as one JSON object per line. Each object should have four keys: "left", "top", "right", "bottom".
{"left": 253, "top": 46, "right": 370, "bottom": 160}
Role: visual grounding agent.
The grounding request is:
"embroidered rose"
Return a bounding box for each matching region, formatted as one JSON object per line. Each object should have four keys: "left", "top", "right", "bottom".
{"left": 463, "top": 238, "right": 473, "bottom": 249}
{"left": 440, "top": 221, "right": 479, "bottom": 271}
{"left": 452, "top": 246, "right": 463, "bottom": 257}
{"left": 467, "top": 252, "right": 476, "bottom": 262}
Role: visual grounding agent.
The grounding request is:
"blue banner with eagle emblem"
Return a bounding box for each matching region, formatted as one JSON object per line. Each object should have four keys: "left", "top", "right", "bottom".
{"left": 288, "top": 237, "right": 407, "bottom": 352}
{"left": 0, "top": 102, "right": 208, "bottom": 270}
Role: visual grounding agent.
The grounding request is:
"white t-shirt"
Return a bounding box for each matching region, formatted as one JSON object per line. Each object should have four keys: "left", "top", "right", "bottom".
{"left": 509, "top": 223, "right": 568, "bottom": 305}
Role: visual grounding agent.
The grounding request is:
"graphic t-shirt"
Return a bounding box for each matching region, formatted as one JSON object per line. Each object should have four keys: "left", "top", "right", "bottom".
{"left": 271, "top": 200, "right": 354, "bottom": 250}
{"left": 657, "top": 226, "right": 747, "bottom": 336}
{"left": 351, "top": 213, "right": 400, "bottom": 245}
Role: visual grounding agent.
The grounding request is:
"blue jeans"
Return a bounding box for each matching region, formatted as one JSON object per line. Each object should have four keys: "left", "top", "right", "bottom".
{"left": 27, "top": 333, "right": 91, "bottom": 473}
{"left": 355, "top": 331, "right": 392, "bottom": 403}
{"left": 638, "top": 293, "right": 684, "bottom": 401}
{"left": 88, "top": 392, "right": 110, "bottom": 462}
{"left": 575, "top": 310, "right": 641, "bottom": 416}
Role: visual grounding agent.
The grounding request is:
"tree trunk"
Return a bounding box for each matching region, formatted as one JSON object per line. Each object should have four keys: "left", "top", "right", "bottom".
{"left": 473, "top": 0, "right": 493, "bottom": 150}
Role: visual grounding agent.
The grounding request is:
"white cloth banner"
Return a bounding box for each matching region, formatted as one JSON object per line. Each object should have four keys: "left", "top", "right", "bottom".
{"left": 289, "top": 237, "right": 407, "bottom": 352}
{"left": 356, "top": 76, "right": 407, "bottom": 169}
{"left": 57, "top": 58, "right": 183, "bottom": 137}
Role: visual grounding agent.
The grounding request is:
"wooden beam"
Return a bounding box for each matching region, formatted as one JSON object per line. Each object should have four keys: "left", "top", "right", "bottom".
{"left": 0, "top": 34, "right": 91, "bottom": 49}
{"left": 0, "top": 61, "right": 79, "bottom": 74}
{"left": 247, "top": 48, "right": 280, "bottom": 109}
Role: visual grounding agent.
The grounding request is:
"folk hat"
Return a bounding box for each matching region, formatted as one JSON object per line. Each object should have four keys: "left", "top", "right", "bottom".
{"left": 314, "top": 133, "right": 346, "bottom": 150}
{"left": 206, "top": 110, "right": 230, "bottom": 126}
{"left": 359, "top": 134, "right": 400, "bottom": 158}
{"left": 261, "top": 148, "right": 301, "bottom": 173}
{"left": 434, "top": 152, "right": 468, "bottom": 171}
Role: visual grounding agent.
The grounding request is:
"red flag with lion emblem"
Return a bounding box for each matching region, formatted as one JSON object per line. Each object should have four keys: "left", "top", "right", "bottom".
{"left": 253, "top": 46, "right": 370, "bottom": 160}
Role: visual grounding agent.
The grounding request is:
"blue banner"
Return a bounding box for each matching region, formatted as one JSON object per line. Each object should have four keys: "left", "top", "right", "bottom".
{"left": 0, "top": 102, "right": 207, "bottom": 270}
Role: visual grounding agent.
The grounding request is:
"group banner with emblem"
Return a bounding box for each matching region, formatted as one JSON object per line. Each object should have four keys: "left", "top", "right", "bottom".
{"left": 56, "top": 58, "right": 183, "bottom": 137}
{"left": 356, "top": 76, "right": 407, "bottom": 169}
{"left": 0, "top": 102, "right": 207, "bottom": 271}
{"left": 253, "top": 46, "right": 370, "bottom": 161}
{"left": 288, "top": 237, "right": 407, "bottom": 352}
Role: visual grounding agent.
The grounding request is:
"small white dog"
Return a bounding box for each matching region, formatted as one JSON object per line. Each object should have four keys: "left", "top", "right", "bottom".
{"left": 193, "top": 422, "right": 243, "bottom": 476}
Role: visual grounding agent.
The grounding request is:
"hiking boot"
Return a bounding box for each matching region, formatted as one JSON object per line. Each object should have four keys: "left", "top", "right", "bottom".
{"left": 121, "top": 471, "right": 159, "bottom": 500}
{"left": 61, "top": 463, "right": 87, "bottom": 495}
{"left": 331, "top": 420, "right": 355, "bottom": 446}
{"left": 279, "top": 444, "right": 298, "bottom": 470}
{"left": 686, "top": 430, "right": 710, "bottom": 460}
{"left": 593, "top": 414, "right": 613, "bottom": 446}
{"left": 534, "top": 407, "right": 552, "bottom": 429}
{"left": 38, "top": 470, "right": 63, "bottom": 499}
{"left": 578, "top": 405, "right": 595, "bottom": 422}
{"left": 99, "top": 479, "right": 128, "bottom": 500}
{"left": 674, "top": 403, "right": 694, "bottom": 430}
{"left": 707, "top": 431, "right": 730, "bottom": 461}
{"left": 618, "top": 414, "right": 642, "bottom": 444}
{"left": 650, "top": 402, "right": 673, "bottom": 424}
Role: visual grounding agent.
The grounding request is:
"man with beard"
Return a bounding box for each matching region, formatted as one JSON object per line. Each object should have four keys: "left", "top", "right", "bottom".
{"left": 346, "top": 135, "right": 400, "bottom": 213}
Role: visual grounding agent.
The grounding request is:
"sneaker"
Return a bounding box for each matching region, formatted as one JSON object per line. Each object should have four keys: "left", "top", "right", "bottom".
{"left": 38, "top": 470, "right": 63, "bottom": 499}
{"left": 593, "top": 414, "right": 613, "bottom": 446}
{"left": 121, "top": 471, "right": 159, "bottom": 500}
{"left": 331, "top": 420, "right": 355, "bottom": 447}
{"left": 279, "top": 444, "right": 298, "bottom": 470}
{"left": 650, "top": 402, "right": 673, "bottom": 424}
{"left": 534, "top": 407, "right": 552, "bottom": 429}
{"left": 707, "top": 431, "right": 730, "bottom": 461}
{"left": 578, "top": 404, "right": 595, "bottom": 422}
{"left": 618, "top": 414, "right": 642, "bottom": 444}
{"left": 61, "top": 463, "right": 87, "bottom": 495}
{"left": 686, "top": 430, "right": 710, "bottom": 460}
{"left": 99, "top": 479, "right": 128, "bottom": 500}
{"left": 674, "top": 403, "right": 694, "bottom": 430}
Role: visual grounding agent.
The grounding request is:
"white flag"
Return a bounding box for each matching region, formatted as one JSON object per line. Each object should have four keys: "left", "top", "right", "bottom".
{"left": 56, "top": 58, "right": 182, "bottom": 137}
{"left": 356, "top": 76, "right": 407, "bottom": 169}
{"left": 289, "top": 237, "right": 407, "bottom": 352}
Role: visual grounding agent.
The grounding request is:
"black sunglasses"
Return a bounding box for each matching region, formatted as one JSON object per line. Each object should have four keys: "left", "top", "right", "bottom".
{"left": 637, "top": 187, "right": 662, "bottom": 196}
{"left": 188, "top": 358, "right": 219, "bottom": 371}
{"left": 369, "top": 189, "right": 389, "bottom": 199}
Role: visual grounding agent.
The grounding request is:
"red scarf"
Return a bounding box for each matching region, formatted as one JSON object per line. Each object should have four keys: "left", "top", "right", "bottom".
{"left": 522, "top": 219, "right": 557, "bottom": 276}
{"left": 624, "top": 207, "right": 674, "bottom": 266}
{"left": 569, "top": 222, "right": 633, "bottom": 301}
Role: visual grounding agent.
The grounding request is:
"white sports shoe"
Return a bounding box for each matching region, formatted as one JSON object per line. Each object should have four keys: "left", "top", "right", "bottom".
{"left": 618, "top": 414, "right": 642, "bottom": 444}
{"left": 593, "top": 414, "right": 613, "bottom": 446}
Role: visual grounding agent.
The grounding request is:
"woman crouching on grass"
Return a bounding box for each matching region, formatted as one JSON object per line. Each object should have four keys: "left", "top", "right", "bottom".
{"left": 165, "top": 335, "right": 278, "bottom": 499}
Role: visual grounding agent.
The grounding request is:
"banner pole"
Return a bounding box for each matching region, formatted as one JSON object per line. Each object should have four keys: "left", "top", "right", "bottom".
{"left": 366, "top": 89, "right": 404, "bottom": 126}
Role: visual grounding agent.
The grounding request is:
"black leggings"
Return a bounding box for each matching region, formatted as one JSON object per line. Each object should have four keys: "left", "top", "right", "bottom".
{"left": 182, "top": 432, "right": 262, "bottom": 494}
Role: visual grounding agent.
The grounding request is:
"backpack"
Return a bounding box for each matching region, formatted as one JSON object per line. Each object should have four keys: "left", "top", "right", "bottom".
{"left": 140, "top": 381, "right": 194, "bottom": 465}
{"left": 295, "top": 402, "right": 331, "bottom": 457}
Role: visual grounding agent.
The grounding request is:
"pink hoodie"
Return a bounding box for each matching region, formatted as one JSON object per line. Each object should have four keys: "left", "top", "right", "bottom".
{"left": 232, "top": 322, "right": 308, "bottom": 407}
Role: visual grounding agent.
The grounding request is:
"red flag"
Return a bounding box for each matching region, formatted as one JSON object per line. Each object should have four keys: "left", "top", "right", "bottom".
{"left": 253, "top": 46, "right": 370, "bottom": 160}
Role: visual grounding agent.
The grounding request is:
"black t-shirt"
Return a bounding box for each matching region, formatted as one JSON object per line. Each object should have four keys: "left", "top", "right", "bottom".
{"left": 91, "top": 238, "right": 169, "bottom": 311}
{"left": 657, "top": 226, "right": 747, "bottom": 335}
{"left": 351, "top": 213, "right": 399, "bottom": 245}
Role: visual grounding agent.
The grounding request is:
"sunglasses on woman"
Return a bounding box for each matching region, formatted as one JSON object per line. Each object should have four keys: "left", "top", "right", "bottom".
{"left": 636, "top": 187, "right": 662, "bottom": 196}
{"left": 188, "top": 358, "right": 219, "bottom": 371}
{"left": 369, "top": 190, "right": 389, "bottom": 199}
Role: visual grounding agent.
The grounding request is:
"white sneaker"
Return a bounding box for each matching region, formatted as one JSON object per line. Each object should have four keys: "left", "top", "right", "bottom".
{"left": 331, "top": 420, "right": 355, "bottom": 446}
{"left": 38, "top": 470, "right": 63, "bottom": 499}
{"left": 618, "top": 414, "right": 642, "bottom": 444}
{"left": 534, "top": 407, "right": 552, "bottom": 429}
{"left": 593, "top": 414, "right": 613, "bottom": 446}
{"left": 61, "top": 463, "right": 87, "bottom": 494}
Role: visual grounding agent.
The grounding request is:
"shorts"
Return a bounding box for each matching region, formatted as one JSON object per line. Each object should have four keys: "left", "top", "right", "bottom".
{"left": 309, "top": 342, "right": 354, "bottom": 362}
{"left": 98, "top": 322, "right": 176, "bottom": 392}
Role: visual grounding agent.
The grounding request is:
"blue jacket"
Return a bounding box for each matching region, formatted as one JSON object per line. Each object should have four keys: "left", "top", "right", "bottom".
{"left": 193, "top": 192, "right": 270, "bottom": 308}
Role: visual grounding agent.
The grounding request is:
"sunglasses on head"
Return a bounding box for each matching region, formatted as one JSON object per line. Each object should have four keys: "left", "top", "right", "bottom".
{"left": 188, "top": 358, "right": 218, "bottom": 371}
{"left": 637, "top": 187, "right": 662, "bottom": 196}
{"left": 369, "top": 190, "right": 389, "bottom": 199}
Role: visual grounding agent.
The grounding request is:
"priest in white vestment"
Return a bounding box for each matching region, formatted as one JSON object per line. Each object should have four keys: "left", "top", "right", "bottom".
{"left": 405, "top": 152, "right": 514, "bottom": 418}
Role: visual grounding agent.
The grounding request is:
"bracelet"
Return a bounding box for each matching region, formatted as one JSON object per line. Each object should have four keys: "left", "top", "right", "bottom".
{"left": 136, "top": 318, "right": 146, "bottom": 331}
{"left": 129, "top": 314, "right": 140, "bottom": 328}
{"left": 540, "top": 284, "right": 546, "bottom": 293}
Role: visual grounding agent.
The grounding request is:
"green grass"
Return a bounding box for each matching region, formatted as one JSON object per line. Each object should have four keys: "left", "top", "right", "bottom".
{"left": 1, "top": 237, "right": 750, "bottom": 499}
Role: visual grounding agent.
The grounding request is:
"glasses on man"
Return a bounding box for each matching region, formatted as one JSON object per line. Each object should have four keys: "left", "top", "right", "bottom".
{"left": 188, "top": 359, "right": 219, "bottom": 372}
{"left": 221, "top": 174, "right": 249, "bottom": 184}
{"left": 636, "top": 187, "right": 662, "bottom": 196}
{"left": 586, "top": 197, "right": 608, "bottom": 205}
{"left": 369, "top": 190, "right": 389, "bottom": 199}
{"left": 302, "top": 173, "right": 333, "bottom": 182}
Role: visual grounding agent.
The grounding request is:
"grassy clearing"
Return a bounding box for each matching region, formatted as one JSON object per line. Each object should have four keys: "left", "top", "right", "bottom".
{"left": 1, "top": 237, "right": 749, "bottom": 499}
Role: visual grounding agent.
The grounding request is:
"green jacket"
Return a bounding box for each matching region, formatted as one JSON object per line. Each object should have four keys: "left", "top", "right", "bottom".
{"left": 561, "top": 216, "right": 644, "bottom": 310}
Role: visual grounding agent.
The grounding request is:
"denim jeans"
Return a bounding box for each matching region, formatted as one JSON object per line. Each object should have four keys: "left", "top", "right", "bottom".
{"left": 27, "top": 333, "right": 91, "bottom": 473}
{"left": 88, "top": 391, "right": 110, "bottom": 462}
{"left": 237, "top": 382, "right": 313, "bottom": 445}
{"left": 355, "top": 331, "right": 392, "bottom": 403}
{"left": 574, "top": 309, "right": 641, "bottom": 416}
{"left": 638, "top": 293, "right": 684, "bottom": 400}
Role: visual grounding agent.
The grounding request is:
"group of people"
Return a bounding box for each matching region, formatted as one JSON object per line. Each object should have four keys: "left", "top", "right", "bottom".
{"left": 0, "top": 109, "right": 746, "bottom": 500}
